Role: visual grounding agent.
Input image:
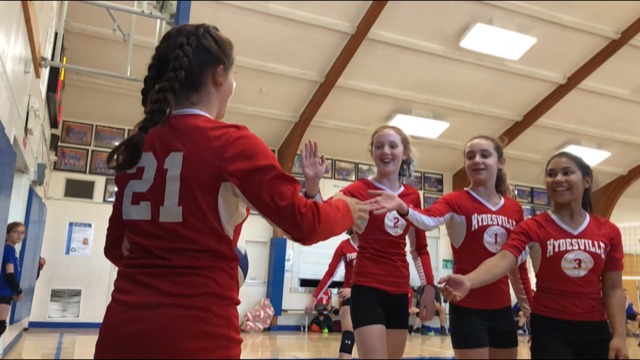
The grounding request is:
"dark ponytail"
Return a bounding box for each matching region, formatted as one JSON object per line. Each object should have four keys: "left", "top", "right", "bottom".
{"left": 466, "top": 136, "right": 511, "bottom": 197}
{"left": 545, "top": 152, "right": 593, "bottom": 213}
{"left": 108, "top": 24, "right": 235, "bottom": 172}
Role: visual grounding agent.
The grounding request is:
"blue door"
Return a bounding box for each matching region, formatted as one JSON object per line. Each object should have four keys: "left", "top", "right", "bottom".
{"left": 0, "top": 122, "right": 16, "bottom": 243}
{"left": 11, "top": 188, "right": 47, "bottom": 324}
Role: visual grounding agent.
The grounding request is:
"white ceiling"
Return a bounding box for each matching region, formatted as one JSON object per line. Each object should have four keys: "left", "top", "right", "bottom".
{"left": 58, "top": 1, "right": 640, "bottom": 200}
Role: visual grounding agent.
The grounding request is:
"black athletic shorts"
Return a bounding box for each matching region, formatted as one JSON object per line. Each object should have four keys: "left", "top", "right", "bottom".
{"left": 0, "top": 296, "right": 12, "bottom": 305}
{"left": 627, "top": 313, "right": 638, "bottom": 321}
{"left": 530, "top": 313, "right": 612, "bottom": 360}
{"left": 449, "top": 303, "right": 517, "bottom": 350}
{"left": 351, "top": 284, "right": 408, "bottom": 330}
{"left": 342, "top": 296, "right": 352, "bottom": 307}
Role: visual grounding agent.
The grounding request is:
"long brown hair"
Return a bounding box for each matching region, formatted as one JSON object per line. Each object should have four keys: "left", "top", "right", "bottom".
{"left": 108, "top": 24, "right": 235, "bottom": 172}
{"left": 466, "top": 136, "right": 511, "bottom": 197}
{"left": 370, "top": 125, "right": 414, "bottom": 183}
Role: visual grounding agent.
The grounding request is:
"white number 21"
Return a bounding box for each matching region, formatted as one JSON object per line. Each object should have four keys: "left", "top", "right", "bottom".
{"left": 122, "top": 152, "right": 184, "bottom": 223}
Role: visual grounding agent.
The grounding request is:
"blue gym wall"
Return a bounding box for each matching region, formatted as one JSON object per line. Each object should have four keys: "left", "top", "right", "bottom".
{"left": 11, "top": 188, "right": 47, "bottom": 325}
{"left": 0, "top": 123, "right": 17, "bottom": 246}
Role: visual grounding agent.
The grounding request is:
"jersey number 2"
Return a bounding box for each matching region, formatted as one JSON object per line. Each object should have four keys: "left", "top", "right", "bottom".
{"left": 122, "top": 152, "right": 184, "bottom": 222}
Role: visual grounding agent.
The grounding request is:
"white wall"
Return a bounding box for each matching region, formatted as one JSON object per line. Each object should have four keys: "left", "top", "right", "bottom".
{"left": 0, "top": 1, "right": 59, "bottom": 354}
{"left": 31, "top": 172, "right": 114, "bottom": 323}
{"left": 612, "top": 197, "right": 640, "bottom": 226}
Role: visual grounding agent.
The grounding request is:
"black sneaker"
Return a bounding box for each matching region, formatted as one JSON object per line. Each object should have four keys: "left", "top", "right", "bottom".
{"left": 440, "top": 328, "right": 448, "bottom": 336}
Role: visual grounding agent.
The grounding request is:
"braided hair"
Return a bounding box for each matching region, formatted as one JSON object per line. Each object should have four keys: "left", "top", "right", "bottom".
{"left": 108, "top": 24, "right": 235, "bottom": 172}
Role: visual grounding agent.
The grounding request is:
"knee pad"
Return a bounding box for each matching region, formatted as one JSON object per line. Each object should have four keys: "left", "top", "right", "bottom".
{"left": 0, "top": 321, "right": 7, "bottom": 337}
{"left": 339, "top": 331, "right": 355, "bottom": 355}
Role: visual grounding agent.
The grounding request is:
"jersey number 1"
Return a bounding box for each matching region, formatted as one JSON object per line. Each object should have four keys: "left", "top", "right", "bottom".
{"left": 122, "top": 152, "right": 184, "bottom": 222}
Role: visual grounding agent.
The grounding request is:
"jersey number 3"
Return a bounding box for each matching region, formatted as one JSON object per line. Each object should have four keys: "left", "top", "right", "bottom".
{"left": 123, "top": 152, "right": 184, "bottom": 222}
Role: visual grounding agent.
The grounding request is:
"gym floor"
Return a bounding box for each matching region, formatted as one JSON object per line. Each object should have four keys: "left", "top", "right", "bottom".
{"left": 7, "top": 329, "right": 640, "bottom": 359}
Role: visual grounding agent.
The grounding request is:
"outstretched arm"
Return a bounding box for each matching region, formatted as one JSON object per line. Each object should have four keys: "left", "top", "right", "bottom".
{"left": 224, "top": 129, "right": 367, "bottom": 244}
{"left": 439, "top": 251, "right": 517, "bottom": 302}
{"left": 365, "top": 190, "right": 453, "bottom": 232}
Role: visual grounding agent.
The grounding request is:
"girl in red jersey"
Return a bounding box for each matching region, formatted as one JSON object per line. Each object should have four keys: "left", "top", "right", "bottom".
{"left": 365, "top": 136, "right": 533, "bottom": 359}
{"left": 301, "top": 127, "right": 437, "bottom": 359}
{"left": 438, "top": 152, "right": 629, "bottom": 360}
{"left": 305, "top": 228, "right": 359, "bottom": 359}
{"left": 95, "top": 24, "right": 368, "bottom": 360}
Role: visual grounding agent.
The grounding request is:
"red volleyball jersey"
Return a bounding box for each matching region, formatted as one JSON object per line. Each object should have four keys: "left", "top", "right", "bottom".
{"left": 96, "top": 110, "right": 354, "bottom": 359}
{"left": 408, "top": 287, "right": 414, "bottom": 310}
{"left": 311, "top": 179, "right": 435, "bottom": 294}
{"left": 501, "top": 211, "right": 624, "bottom": 322}
{"left": 313, "top": 238, "right": 358, "bottom": 299}
{"left": 317, "top": 288, "right": 332, "bottom": 306}
{"left": 406, "top": 189, "right": 533, "bottom": 312}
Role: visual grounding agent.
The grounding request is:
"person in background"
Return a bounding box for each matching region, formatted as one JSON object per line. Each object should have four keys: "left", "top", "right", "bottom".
{"left": 310, "top": 289, "right": 339, "bottom": 333}
{"left": 1, "top": 223, "right": 26, "bottom": 337}
{"left": 301, "top": 128, "right": 437, "bottom": 359}
{"left": 305, "top": 228, "right": 358, "bottom": 359}
{"left": 512, "top": 301, "right": 526, "bottom": 336}
{"left": 410, "top": 285, "right": 448, "bottom": 336}
{"left": 37, "top": 257, "right": 46, "bottom": 280}
{"left": 439, "top": 152, "right": 628, "bottom": 359}
{"left": 309, "top": 305, "right": 340, "bottom": 333}
{"left": 365, "top": 136, "right": 533, "bottom": 359}
{"left": 624, "top": 289, "right": 640, "bottom": 338}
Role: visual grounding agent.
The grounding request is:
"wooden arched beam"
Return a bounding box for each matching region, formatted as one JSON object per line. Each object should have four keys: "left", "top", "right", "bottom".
{"left": 22, "top": 1, "right": 42, "bottom": 79}
{"left": 452, "top": 16, "right": 640, "bottom": 191}
{"left": 277, "top": 1, "right": 388, "bottom": 172}
{"left": 592, "top": 165, "right": 640, "bottom": 219}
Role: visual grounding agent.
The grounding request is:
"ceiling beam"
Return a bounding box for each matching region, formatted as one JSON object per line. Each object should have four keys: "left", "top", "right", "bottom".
{"left": 276, "top": 1, "right": 388, "bottom": 172}
{"left": 452, "top": 16, "right": 640, "bottom": 191}
{"left": 66, "top": 21, "right": 640, "bottom": 106}
{"left": 22, "top": 1, "right": 42, "bottom": 79}
{"left": 593, "top": 164, "right": 640, "bottom": 219}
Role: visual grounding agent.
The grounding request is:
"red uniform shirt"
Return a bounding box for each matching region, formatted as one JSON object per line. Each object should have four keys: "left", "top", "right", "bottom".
{"left": 501, "top": 211, "right": 624, "bottom": 322}
{"left": 408, "top": 287, "right": 414, "bottom": 310}
{"left": 317, "top": 288, "right": 332, "bottom": 306}
{"left": 313, "top": 179, "right": 435, "bottom": 294}
{"left": 96, "top": 110, "right": 354, "bottom": 359}
{"left": 406, "top": 190, "right": 533, "bottom": 312}
{"left": 313, "top": 238, "right": 358, "bottom": 299}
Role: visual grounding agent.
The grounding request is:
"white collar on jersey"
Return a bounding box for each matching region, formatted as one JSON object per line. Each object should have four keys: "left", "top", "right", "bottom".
{"left": 368, "top": 179, "right": 405, "bottom": 195}
{"left": 349, "top": 238, "right": 359, "bottom": 250}
{"left": 464, "top": 188, "right": 504, "bottom": 212}
{"left": 548, "top": 211, "right": 590, "bottom": 236}
{"left": 172, "top": 108, "right": 214, "bottom": 119}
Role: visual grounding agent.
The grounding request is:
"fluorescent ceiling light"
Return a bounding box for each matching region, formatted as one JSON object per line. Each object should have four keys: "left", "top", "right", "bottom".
{"left": 460, "top": 23, "right": 537, "bottom": 61}
{"left": 560, "top": 145, "right": 611, "bottom": 166}
{"left": 389, "top": 114, "right": 450, "bottom": 139}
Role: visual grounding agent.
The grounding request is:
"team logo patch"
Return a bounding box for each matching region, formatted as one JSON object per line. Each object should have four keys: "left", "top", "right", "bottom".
{"left": 385, "top": 211, "right": 407, "bottom": 236}
{"left": 483, "top": 226, "right": 508, "bottom": 253}
{"left": 561, "top": 250, "right": 594, "bottom": 277}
